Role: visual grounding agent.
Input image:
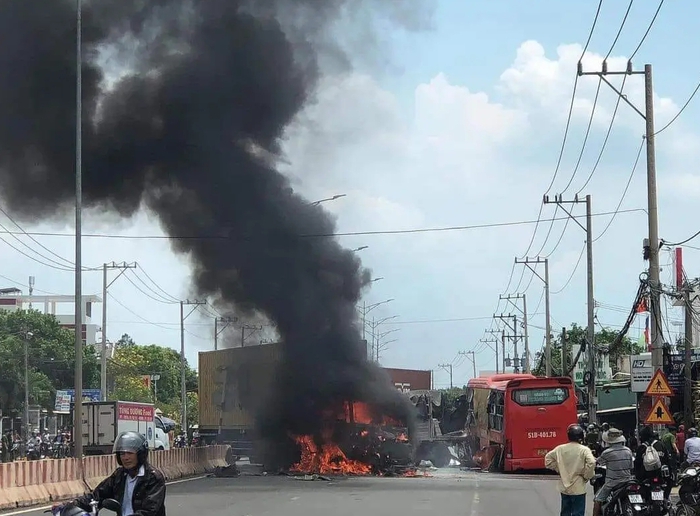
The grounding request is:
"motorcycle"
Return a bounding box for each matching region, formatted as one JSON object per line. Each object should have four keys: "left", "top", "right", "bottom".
{"left": 48, "top": 497, "right": 122, "bottom": 516}
{"left": 591, "top": 465, "right": 649, "bottom": 515}
{"left": 675, "top": 465, "right": 700, "bottom": 516}
{"left": 641, "top": 465, "right": 673, "bottom": 516}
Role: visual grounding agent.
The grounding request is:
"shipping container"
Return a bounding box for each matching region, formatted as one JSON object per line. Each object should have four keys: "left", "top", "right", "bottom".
{"left": 198, "top": 343, "right": 282, "bottom": 434}
{"left": 384, "top": 368, "right": 432, "bottom": 391}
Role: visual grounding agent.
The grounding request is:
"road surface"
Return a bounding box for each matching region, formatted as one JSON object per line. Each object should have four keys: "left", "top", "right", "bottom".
{"left": 3, "top": 469, "right": 587, "bottom": 516}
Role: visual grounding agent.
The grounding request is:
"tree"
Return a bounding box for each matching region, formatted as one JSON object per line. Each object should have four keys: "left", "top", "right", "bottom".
{"left": 532, "top": 323, "right": 644, "bottom": 377}
{"left": 115, "top": 333, "right": 136, "bottom": 348}
{"left": 107, "top": 341, "right": 198, "bottom": 428}
{"left": 0, "top": 310, "right": 99, "bottom": 416}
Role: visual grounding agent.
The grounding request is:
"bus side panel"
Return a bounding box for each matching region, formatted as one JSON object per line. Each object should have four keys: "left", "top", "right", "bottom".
{"left": 504, "top": 384, "right": 578, "bottom": 471}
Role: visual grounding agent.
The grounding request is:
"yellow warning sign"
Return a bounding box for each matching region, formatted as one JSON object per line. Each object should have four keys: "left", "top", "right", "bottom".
{"left": 645, "top": 397, "right": 674, "bottom": 425}
{"left": 644, "top": 369, "right": 674, "bottom": 397}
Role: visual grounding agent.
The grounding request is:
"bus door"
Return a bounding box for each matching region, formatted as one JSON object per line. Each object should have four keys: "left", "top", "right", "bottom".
{"left": 507, "top": 385, "right": 574, "bottom": 463}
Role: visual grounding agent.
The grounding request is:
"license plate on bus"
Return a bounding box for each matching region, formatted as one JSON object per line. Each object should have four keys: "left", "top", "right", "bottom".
{"left": 628, "top": 494, "right": 643, "bottom": 503}
{"left": 536, "top": 449, "right": 548, "bottom": 456}
{"left": 651, "top": 491, "right": 664, "bottom": 501}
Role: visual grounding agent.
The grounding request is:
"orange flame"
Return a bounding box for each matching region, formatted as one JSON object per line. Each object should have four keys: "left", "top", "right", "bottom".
{"left": 290, "top": 435, "right": 372, "bottom": 475}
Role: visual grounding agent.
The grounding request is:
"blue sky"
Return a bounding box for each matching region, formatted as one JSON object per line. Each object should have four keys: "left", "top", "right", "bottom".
{"left": 3, "top": 0, "right": 700, "bottom": 391}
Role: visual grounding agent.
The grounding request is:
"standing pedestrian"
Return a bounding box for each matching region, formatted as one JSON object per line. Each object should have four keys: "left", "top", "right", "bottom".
{"left": 677, "top": 425, "right": 686, "bottom": 463}
{"left": 545, "top": 424, "right": 596, "bottom": 516}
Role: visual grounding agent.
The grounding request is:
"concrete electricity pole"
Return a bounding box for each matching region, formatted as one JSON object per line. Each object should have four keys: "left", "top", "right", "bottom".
{"left": 481, "top": 335, "right": 500, "bottom": 373}
{"left": 684, "top": 283, "right": 695, "bottom": 426}
{"left": 579, "top": 61, "right": 662, "bottom": 373}
{"left": 101, "top": 262, "right": 136, "bottom": 400}
{"left": 180, "top": 299, "right": 206, "bottom": 431}
{"left": 438, "top": 363, "right": 454, "bottom": 389}
{"left": 543, "top": 194, "right": 596, "bottom": 422}
{"left": 514, "top": 257, "right": 551, "bottom": 376}
{"left": 499, "top": 293, "right": 531, "bottom": 373}
{"left": 214, "top": 316, "right": 238, "bottom": 350}
{"left": 240, "top": 324, "right": 263, "bottom": 347}
{"left": 494, "top": 313, "right": 521, "bottom": 372}
{"left": 459, "top": 350, "right": 477, "bottom": 378}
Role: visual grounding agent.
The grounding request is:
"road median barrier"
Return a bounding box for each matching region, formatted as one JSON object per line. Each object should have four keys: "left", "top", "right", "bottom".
{"left": 0, "top": 445, "right": 231, "bottom": 510}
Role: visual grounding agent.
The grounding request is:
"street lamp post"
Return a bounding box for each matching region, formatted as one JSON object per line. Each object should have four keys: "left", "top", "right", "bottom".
{"left": 358, "top": 298, "right": 393, "bottom": 341}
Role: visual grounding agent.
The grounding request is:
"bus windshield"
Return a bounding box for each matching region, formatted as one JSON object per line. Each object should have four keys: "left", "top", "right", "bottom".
{"left": 511, "top": 387, "right": 569, "bottom": 406}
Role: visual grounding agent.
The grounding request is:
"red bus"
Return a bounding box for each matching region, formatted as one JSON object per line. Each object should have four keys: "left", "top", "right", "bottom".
{"left": 465, "top": 373, "right": 578, "bottom": 472}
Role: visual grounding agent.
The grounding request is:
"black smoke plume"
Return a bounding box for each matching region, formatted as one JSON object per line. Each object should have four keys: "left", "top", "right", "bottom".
{"left": 0, "top": 0, "right": 429, "bottom": 461}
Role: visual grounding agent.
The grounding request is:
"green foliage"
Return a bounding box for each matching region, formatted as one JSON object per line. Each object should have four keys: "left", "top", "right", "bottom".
{"left": 437, "top": 386, "right": 466, "bottom": 413}
{"left": 107, "top": 335, "right": 197, "bottom": 428}
{"left": 532, "top": 323, "right": 644, "bottom": 377}
{"left": 0, "top": 310, "right": 99, "bottom": 416}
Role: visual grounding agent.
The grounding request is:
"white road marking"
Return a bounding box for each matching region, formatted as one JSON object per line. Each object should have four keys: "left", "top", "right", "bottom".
{"left": 1, "top": 475, "right": 209, "bottom": 516}
{"left": 469, "top": 476, "right": 480, "bottom": 516}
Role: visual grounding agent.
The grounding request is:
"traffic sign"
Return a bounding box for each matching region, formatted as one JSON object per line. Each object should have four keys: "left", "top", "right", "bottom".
{"left": 644, "top": 369, "right": 674, "bottom": 397}
{"left": 644, "top": 397, "right": 674, "bottom": 424}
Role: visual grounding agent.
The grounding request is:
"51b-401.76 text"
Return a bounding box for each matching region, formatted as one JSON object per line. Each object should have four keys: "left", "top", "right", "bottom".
{"left": 527, "top": 431, "right": 557, "bottom": 439}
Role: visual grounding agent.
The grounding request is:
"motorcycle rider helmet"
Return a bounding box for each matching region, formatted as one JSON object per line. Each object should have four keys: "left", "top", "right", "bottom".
{"left": 113, "top": 431, "right": 149, "bottom": 467}
{"left": 567, "top": 424, "right": 585, "bottom": 442}
{"left": 689, "top": 427, "right": 698, "bottom": 438}
{"left": 601, "top": 422, "right": 610, "bottom": 431}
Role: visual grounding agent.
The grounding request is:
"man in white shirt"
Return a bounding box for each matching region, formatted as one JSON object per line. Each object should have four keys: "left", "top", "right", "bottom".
{"left": 545, "top": 424, "right": 596, "bottom": 516}
{"left": 685, "top": 427, "right": 700, "bottom": 465}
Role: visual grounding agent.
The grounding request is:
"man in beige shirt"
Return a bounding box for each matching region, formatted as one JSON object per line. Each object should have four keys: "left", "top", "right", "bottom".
{"left": 545, "top": 424, "right": 596, "bottom": 516}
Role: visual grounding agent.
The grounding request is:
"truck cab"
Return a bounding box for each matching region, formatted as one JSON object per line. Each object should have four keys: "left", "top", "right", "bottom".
{"left": 154, "top": 414, "right": 174, "bottom": 450}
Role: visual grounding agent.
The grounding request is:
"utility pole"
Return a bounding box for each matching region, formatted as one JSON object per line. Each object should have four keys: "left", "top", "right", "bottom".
{"left": 543, "top": 194, "right": 596, "bottom": 422}
{"left": 180, "top": 299, "right": 206, "bottom": 431}
{"left": 684, "top": 284, "right": 694, "bottom": 426}
{"left": 515, "top": 257, "right": 551, "bottom": 376}
{"left": 459, "top": 351, "right": 477, "bottom": 378}
{"left": 24, "top": 331, "right": 32, "bottom": 440}
{"left": 499, "top": 294, "right": 531, "bottom": 373}
{"left": 240, "top": 324, "right": 263, "bottom": 347}
{"left": 214, "top": 316, "right": 238, "bottom": 350}
{"left": 438, "top": 363, "right": 453, "bottom": 389}
{"left": 494, "top": 313, "right": 521, "bottom": 373}
{"left": 579, "top": 61, "right": 661, "bottom": 373}
{"left": 561, "top": 327, "right": 569, "bottom": 378}
{"left": 101, "top": 262, "right": 136, "bottom": 400}
{"left": 482, "top": 334, "right": 500, "bottom": 373}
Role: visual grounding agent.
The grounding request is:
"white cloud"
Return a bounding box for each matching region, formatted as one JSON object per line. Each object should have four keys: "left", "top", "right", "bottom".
{"left": 4, "top": 38, "right": 699, "bottom": 388}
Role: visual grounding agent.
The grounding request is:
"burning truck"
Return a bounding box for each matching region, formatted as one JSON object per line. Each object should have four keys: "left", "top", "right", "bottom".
{"left": 198, "top": 345, "right": 416, "bottom": 475}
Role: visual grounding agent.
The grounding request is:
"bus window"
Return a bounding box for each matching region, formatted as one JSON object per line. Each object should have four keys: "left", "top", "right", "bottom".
{"left": 487, "top": 391, "right": 504, "bottom": 431}
{"left": 511, "top": 387, "right": 569, "bottom": 406}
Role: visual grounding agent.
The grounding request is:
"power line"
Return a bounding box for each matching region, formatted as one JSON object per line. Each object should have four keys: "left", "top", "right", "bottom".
{"left": 519, "top": 0, "right": 603, "bottom": 258}
{"left": 603, "top": 0, "right": 634, "bottom": 60}
{"left": 661, "top": 229, "right": 700, "bottom": 248}
{"left": 654, "top": 80, "right": 700, "bottom": 136}
{"left": 629, "top": 0, "right": 665, "bottom": 59}
{"left": 0, "top": 208, "right": 646, "bottom": 240}
{"left": 593, "top": 136, "right": 645, "bottom": 243}
{"left": 551, "top": 243, "right": 586, "bottom": 295}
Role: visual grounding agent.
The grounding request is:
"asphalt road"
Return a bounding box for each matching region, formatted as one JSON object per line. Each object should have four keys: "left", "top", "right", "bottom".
{"left": 2, "top": 468, "right": 590, "bottom": 516}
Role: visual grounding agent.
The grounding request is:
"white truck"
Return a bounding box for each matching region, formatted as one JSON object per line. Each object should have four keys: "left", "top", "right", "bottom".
{"left": 78, "top": 401, "right": 173, "bottom": 455}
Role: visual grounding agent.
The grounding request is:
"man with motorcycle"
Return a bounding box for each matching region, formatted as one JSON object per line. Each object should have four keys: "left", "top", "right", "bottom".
{"left": 593, "top": 428, "right": 635, "bottom": 516}
{"left": 54, "top": 431, "right": 166, "bottom": 516}
{"left": 544, "top": 424, "right": 596, "bottom": 516}
{"left": 634, "top": 425, "right": 673, "bottom": 509}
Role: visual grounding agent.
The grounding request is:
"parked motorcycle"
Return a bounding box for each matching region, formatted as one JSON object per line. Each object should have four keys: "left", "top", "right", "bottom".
{"left": 674, "top": 465, "right": 700, "bottom": 516}
{"left": 591, "top": 465, "right": 649, "bottom": 515}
